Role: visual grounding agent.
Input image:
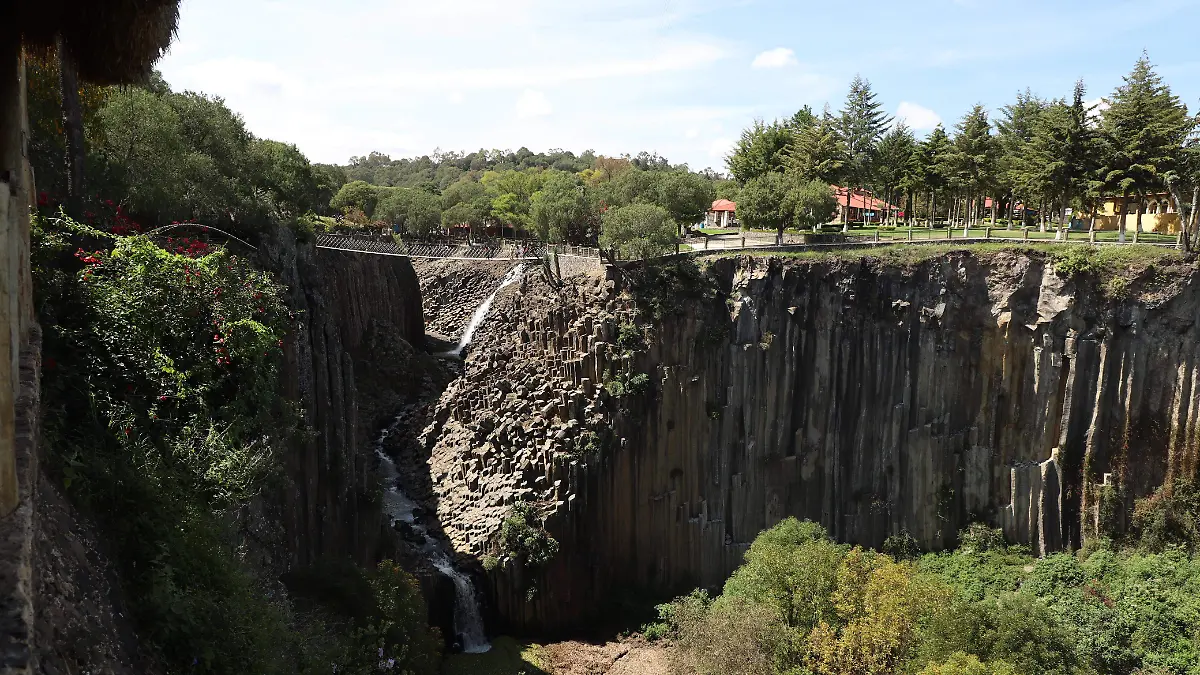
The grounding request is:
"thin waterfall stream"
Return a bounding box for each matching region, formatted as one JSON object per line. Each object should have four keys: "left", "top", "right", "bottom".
{"left": 368, "top": 267, "right": 532, "bottom": 654}
{"left": 442, "top": 263, "right": 526, "bottom": 357}
{"left": 374, "top": 412, "right": 490, "bottom": 653}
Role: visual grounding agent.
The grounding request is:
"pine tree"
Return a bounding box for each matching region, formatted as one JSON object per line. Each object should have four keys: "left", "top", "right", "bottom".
{"left": 726, "top": 119, "right": 793, "bottom": 183}
{"left": 875, "top": 123, "right": 917, "bottom": 226}
{"left": 785, "top": 115, "right": 846, "bottom": 184}
{"left": 996, "top": 90, "right": 1047, "bottom": 228}
{"left": 949, "top": 105, "right": 999, "bottom": 232}
{"left": 838, "top": 75, "right": 892, "bottom": 230}
{"left": 916, "top": 125, "right": 953, "bottom": 226}
{"left": 1100, "top": 54, "right": 1193, "bottom": 241}
{"left": 787, "top": 105, "right": 818, "bottom": 131}
{"left": 1024, "top": 81, "right": 1101, "bottom": 235}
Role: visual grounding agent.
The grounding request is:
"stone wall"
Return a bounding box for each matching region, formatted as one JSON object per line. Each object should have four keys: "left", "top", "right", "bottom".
{"left": 422, "top": 251, "right": 1200, "bottom": 634}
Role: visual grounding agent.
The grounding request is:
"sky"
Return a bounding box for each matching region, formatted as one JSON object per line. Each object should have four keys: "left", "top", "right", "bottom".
{"left": 158, "top": 0, "right": 1200, "bottom": 173}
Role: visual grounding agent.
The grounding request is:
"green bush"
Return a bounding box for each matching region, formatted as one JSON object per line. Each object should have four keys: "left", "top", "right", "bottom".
{"left": 33, "top": 215, "right": 440, "bottom": 674}
{"left": 1131, "top": 479, "right": 1200, "bottom": 553}
{"left": 499, "top": 503, "right": 560, "bottom": 569}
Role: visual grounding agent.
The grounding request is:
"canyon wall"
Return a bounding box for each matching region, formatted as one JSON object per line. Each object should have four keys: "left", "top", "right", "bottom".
{"left": 422, "top": 250, "right": 1200, "bottom": 634}
{"left": 257, "top": 233, "right": 425, "bottom": 568}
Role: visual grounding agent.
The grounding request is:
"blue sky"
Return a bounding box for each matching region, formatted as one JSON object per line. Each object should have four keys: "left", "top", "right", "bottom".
{"left": 158, "top": 0, "right": 1200, "bottom": 172}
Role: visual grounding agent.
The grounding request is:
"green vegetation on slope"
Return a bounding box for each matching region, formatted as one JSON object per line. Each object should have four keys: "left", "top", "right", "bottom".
{"left": 649, "top": 501, "right": 1200, "bottom": 675}
{"left": 33, "top": 212, "right": 440, "bottom": 674}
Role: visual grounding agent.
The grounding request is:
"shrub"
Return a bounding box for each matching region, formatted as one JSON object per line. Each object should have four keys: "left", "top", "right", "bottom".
{"left": 1131, "top": 479, "right": 1200, "bottom": 553}
{"left": 959, "top": 523, "right": 1008, "bottom": 554}
{"left": 499, "top": 503, "right": 560, "bottom": 569}
{"left": 883, "top": 530, "right": 922, "bottom": 560}
{"left": 604, "top": 371, "right": 651, "bottom": 399}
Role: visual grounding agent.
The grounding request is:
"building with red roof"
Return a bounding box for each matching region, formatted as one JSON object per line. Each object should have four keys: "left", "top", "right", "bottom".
{"left": 705, "top": 199, "right": 737, "bottom": 228}
{"left": 832, "top": 186, "right": 901, "bottom": 224}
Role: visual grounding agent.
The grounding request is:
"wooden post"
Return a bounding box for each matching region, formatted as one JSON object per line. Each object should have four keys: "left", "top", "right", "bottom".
{"left": 947, "top": 227, "right": 952, "bottom": 240}
{"left": 1023, "top": 228, "right": 1029, "bottom": 240}
{"left": 0, "top": 19, "right": 28, "bottom": 516}
{"left": 1090, "top": 230, "right": 1096, "bottom": 244}
{"left": 985, "top": 227, "right": 991, "bottom": 240}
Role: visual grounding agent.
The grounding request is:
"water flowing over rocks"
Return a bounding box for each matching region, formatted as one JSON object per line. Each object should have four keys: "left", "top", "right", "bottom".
{"left": 419, "top": 250, "right": 1200, "bottom": 634}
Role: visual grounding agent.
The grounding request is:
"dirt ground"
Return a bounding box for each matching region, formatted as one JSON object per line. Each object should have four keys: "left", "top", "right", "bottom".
{"left": 537, "top": 638, "right": 673, "bottom": 675}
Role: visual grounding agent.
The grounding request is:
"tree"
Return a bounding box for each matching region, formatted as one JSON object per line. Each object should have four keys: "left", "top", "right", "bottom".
{"left": 727, "top": 119, "right": 793, "bottom": 183}
{"left": 787, "top": 105, "right": 818, "bottom": 130}
{"left": 737, "top": 172, "right": 791, "bottom": 233}
{"left": 1024, "top": 82, "right": 1101, "bottom": 234}
{"left": 949, "top": 105, "right": 999, "bottom": 233}
{"left": 876, "top": 124, "right": 918, "bottom": 225}
{"left": 311, "top": 164, "right": 347, "bottom": 216}
{"left": 330, "top": 180, "right": 381, "bottom": 217}
{"left": 785, "top": 180, "right": 838, "bottom": 233}
{"left": 1100, "top": 54, "right": 1194, "bottom": 242}
{"left": 249, "top": 139, "right": 320, "bottom": 220}
{"left": 531, "top": 172, "right": 599, "bottom": 243}
{"left": 916, "top": 126, "right": 954, "bottom": 226}
{"left": 721, "top": 519, "right": 845, "bottom": 634}
{"left": 652, "top": 171, "right": 716, "bottom": 228}
{"left": 785, "top": 115, "right": 846, "bottom": 184}
{"left": 599, "top": 203, "right": 677, "bottom": 260}
{"left": 996, "top": 90, "right": 1048, "bottom": 227}
{"left": 839, "top": 76, "right": 892, "bottom": 229}
{"left": 376, "top": 188, "right": 442, "bottom": 236}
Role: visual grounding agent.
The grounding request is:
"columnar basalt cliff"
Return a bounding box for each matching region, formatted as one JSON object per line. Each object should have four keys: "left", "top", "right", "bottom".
{"left": 256, "top": 233, "right": 425, "bottom": 568}
{"left": 421, "top": 249, "right": 1200, "bottom": 634}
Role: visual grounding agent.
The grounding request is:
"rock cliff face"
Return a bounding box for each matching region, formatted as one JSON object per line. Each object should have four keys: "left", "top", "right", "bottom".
{"left": 421, "top": 250, "right": 1200, "bottom": 634}
{"left": 254, "top": 234, "right": 425, "bottom": 568}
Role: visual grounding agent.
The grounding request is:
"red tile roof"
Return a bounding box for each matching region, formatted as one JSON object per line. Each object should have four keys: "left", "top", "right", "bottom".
{"left": 710, "top": 199, "right": 737, "bottom": 212}
{"left": 831, "top": 186, "right": 898, "bottom": 212}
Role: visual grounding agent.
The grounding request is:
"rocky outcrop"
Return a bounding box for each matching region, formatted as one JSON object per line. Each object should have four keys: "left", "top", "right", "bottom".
{"left": 422, "top": 250, "right": 1200, "bottom": 633}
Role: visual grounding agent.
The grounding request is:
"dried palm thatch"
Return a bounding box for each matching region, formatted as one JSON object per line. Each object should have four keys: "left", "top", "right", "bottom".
{"left": 17, "top": 0, "right": 180, "bottom": 85}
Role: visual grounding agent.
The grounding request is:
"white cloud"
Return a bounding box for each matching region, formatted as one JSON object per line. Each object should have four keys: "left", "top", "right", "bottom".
{"left": 1084, "top": 97, "right": 1110, "bottom": 121}
{"left": 751, "top": 47, "right": 798, "bottom": 69}
{"left": 516, "top": 90, "right": 553, "bottom": 119}
{"left": 708, "top": 137, "right": 736, "bottom": 158}
{"left": 895, "top": 101, "right": 942, "bottom": 131}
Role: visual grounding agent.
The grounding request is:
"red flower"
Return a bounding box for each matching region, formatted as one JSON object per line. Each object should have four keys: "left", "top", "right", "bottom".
{"left": 158, "top": 395, "right": 169, "bottom": 402}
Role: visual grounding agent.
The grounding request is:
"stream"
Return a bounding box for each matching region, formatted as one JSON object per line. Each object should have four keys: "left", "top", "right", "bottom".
{"left": 370, "top": 267, "right": 532, "bottom": 654}
{"left": 374, "top": 412, "right": 490, "bottom": 653}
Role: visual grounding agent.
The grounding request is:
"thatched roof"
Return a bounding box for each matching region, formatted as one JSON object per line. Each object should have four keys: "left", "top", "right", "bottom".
{"left": 18, "top": 0, "right": 180, "bottom": 85}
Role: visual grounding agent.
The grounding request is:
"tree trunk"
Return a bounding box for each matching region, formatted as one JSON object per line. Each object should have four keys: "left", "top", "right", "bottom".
{"left": 1007, "top": 195, "right": 1015, "bottom": 229}
{"left": 929, "top": 193, "right": 935, "bottom": 228}
{"left": 1135, "top": 196, "right": 1145, "bottom": 239}
{"left": 1118, "top": 193, "right": 1127, "bottom": 243}
{"left": 57, "top": 38, "right": 85, "bottom": 214}
{"left": 1187, "top": 185, "right": 1199, "bottom": 252}
{"left": 963, "top": 192, "right": 972, "bottom": 237}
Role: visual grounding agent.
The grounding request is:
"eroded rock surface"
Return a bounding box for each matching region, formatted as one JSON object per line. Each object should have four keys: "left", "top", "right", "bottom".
{"left": 421, "top": 250, "right": 1200, "bottom": 633}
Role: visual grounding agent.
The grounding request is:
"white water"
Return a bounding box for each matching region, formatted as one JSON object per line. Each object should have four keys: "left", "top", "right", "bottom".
{"left": 443, "top": 264, "right": 526, "bottom": 357}
{"left": 374, "top": 412, "right": 491, "bottom": 654}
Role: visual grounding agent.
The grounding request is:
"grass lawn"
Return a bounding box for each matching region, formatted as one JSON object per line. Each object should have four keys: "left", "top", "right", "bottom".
{"left": 694, "top": 227, "right": 739, "bottom": 235}
{"left": 835, "top": 226, "right": 1177, "bottom": 244}
{"left": 441, "top": 637, "right": 547, "bottom": 675}
{"left": 724, "top": 242, "right": 1186, "bottom": 275}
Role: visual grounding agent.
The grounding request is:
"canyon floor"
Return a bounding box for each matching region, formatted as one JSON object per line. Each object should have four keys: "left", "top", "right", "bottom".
{"left": 443, "top": 637, "right": 671, "bottom": 675}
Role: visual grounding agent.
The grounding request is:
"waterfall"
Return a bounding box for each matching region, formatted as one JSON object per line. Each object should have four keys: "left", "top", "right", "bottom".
{"left": 444, "top": 264, "right": 525, "bottom": 357}
{"left": 374, "top": 412, "right": 491, "bottom": 653}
